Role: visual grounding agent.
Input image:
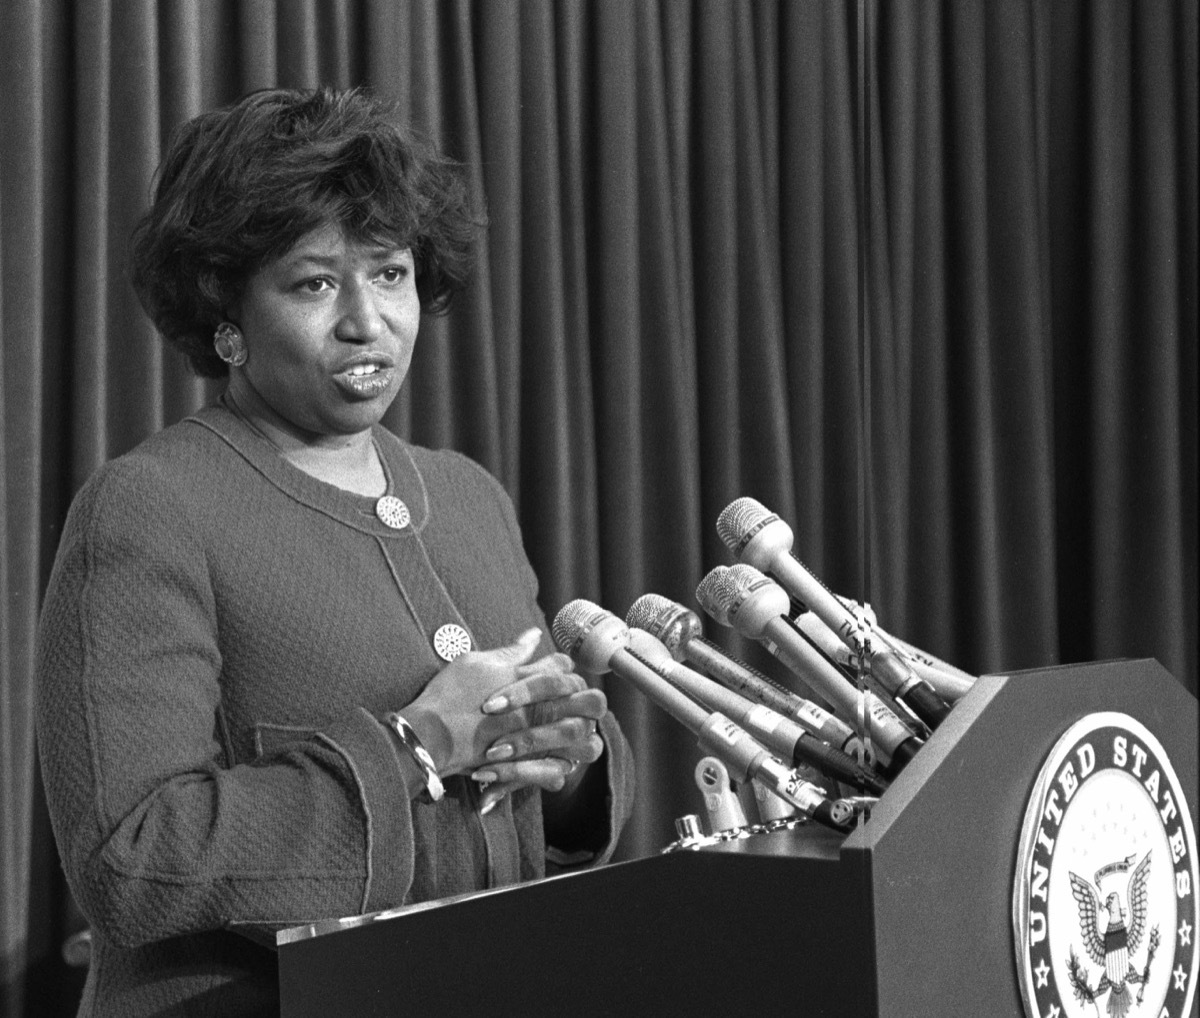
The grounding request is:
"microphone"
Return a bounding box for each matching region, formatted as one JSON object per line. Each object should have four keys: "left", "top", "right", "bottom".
{"left": 695, "top": 565, "right": 923, "bottom": 775}
{"left": 551, "top": 599, "right": 859, "bottom": 833}
{"left": 626, "top": 626, "right": 887, "bottom": 795}
{"left": 625, "top": 593, "right": 872, "bottom": 763}
{"left": 716, "top": 497, "right": 951, "bottom": 729}
{"left": 694, "top": 757, "right": 749, "bottom": 833}
{"left": 789, "top": 610, "right": 930, "bottom": 737}
{"left": 789, "top": 593, "right": 976, "bottom": 703}
{"left": 854, "top": 619, "right": 976, "bottom": 702}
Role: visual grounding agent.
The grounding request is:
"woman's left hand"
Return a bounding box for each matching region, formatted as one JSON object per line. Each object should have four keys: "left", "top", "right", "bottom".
{"left": 469, "top": 651, "right": 606, "bottom": 813}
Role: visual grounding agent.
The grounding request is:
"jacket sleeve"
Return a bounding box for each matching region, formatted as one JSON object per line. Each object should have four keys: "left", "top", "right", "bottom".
{"left": 35, "top": 458, "right": 420, "bottom": 949}
{"left": 595, "top": 709, "right": 636, "bottom": 863}
{"left": 544, "top": 708, "right": 636, "bottom": 870}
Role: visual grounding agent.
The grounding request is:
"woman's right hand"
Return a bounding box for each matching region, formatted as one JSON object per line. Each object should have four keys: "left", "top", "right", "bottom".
{"left": 400, "top": 627, "right": 604, "bottom": 781}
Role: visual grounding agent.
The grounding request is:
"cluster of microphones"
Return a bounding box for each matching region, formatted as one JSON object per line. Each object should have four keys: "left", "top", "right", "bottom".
{"left": 550, "top": 496, "right": 977, "bottom": 841}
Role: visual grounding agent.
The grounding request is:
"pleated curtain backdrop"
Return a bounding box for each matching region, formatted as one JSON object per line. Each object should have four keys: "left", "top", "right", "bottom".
{"left": 1, "top": 1, "right": 1195, "bottom": 1013}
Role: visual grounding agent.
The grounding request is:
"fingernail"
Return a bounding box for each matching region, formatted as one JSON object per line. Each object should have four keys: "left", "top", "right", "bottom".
{"left": 482, "top": 694, "right": 508, "bottom": 713}
{"left": 471, "top": 770, "right": 497, "bottom": 784}
{"left": 486, "top": 743, "right": 514, "bottom": 761}
{"left": 480, "top": 795, "right": 499, "bottom": 816}
{"left": 519, "top": 627, "right": 541, "bottom": 645}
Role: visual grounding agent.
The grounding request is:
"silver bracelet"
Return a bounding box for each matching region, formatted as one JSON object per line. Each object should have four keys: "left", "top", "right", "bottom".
{"left": 383, "top": 712, "right": 445, "bottom": 803}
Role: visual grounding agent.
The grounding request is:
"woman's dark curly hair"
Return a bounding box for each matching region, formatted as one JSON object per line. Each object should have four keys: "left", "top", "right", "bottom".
{"left": 130, "top": 86, "right": 482, "bottom": 377}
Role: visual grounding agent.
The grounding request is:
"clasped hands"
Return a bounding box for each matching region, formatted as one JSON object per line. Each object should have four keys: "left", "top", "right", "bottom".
{"left": 402, "top": 628, "right": 606, "bottom": 813}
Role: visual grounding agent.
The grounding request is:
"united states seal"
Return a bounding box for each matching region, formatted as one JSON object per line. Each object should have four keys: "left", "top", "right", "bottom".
{"left": 1013, "top": 712, "right": 1198, "bottom": 1018}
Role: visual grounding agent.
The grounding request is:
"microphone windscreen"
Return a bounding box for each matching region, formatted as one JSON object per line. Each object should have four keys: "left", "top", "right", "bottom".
{"left": 727, "top": 562, "right": 769, "bottom": 590}
{"left": 624, "top": 593, "right": 675, "bottom": 631}
{"left": 695, "top": 566, "right": 737, "bottom": 625}
{"left": 551, "top": 599, "right": 611, "bottom": 659}
{"left": 715, "top": 496, "right": 775, "bottom": 555}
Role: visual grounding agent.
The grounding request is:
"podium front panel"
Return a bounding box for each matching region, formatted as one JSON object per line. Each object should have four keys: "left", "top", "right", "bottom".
{"left": 278, "top": 829, "right": 866, "bottom": 1016}
{"left": 844, "top": 658, "right": 1198, "bottom": 1017}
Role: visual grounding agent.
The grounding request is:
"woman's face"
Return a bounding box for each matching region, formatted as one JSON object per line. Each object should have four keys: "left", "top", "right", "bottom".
{"left": 231, "top": 223, "right": 420, "bottom": 441}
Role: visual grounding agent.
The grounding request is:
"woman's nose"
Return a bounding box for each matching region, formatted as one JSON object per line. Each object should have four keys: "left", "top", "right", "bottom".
{"left": 334, "top": 281, "right": 386, "bottom": 343}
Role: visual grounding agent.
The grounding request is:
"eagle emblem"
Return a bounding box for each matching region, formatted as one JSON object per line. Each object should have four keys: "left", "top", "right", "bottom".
{"left": 1066, "top": 852, "right": 1160, "bottom": 1017}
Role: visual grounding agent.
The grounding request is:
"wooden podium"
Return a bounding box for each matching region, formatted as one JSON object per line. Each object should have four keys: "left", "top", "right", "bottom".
{"left": 276, "top": 659, "right": 1198, "bottom": 1017}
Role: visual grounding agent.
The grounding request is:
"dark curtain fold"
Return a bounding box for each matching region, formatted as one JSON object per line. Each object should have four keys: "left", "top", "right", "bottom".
{"left": 2, "top": 1, "right": 1195, "bottom": 1013}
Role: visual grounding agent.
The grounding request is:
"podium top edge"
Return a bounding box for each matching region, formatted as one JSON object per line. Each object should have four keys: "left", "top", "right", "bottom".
{"left": 981, "top": 656, "right": 1161, "bottom": 679}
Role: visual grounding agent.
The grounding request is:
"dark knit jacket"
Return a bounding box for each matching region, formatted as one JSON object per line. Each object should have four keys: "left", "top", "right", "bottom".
{"left": 35, "top": 405, "right": 635, "bottom": 1016}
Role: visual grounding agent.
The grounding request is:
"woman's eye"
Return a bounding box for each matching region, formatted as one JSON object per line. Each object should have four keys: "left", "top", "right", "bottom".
{"left": 379, "top": 265, "right": 409, "bottom": 284}
{"left": 298, "top": 277, "right": 331, "bottom": 294}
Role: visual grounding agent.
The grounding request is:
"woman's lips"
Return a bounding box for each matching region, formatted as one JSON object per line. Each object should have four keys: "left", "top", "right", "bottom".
{"left": 333, "top": 363, "right": 395, "bottom": 399}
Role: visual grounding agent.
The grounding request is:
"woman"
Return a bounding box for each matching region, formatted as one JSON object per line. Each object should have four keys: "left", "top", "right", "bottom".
{"left": 36, "top": 87, "right": 634, "bottom": 1016}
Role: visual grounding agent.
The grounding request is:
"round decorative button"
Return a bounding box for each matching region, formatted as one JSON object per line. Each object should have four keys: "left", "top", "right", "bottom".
{"left": 433, "top": 624, "right": 472, "bottom": 662}
{"left": 375, "top": 495, "right": 410, "bottom": 529}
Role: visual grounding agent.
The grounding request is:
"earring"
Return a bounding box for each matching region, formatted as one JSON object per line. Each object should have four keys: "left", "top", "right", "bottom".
{"left": 213, "top": 322, "right": 247, "bottom": 367}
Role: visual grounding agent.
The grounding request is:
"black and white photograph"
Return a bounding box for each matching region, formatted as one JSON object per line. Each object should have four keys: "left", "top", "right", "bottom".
{"left": 1, "top": 2, "right": 1195, "bottom": 1016}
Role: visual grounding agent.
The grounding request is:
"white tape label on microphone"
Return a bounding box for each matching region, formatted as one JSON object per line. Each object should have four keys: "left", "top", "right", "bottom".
{"left": 746, "top": 704, "right": 785, "bottom": 737}
{"left": 796, "top": 701, "right": 833, "bottom": 728}
{"left": 866, "top": 697, "right": 899, "bottom": 724}
{"left": 710, "top": 716, "right": 742, "bottom": 746}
